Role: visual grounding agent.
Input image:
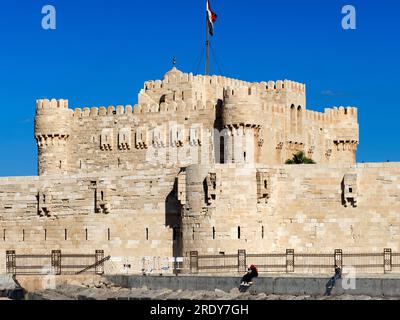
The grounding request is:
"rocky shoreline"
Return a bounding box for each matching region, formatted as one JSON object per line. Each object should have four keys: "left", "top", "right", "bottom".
{"left": 24, "top": 279, "right": 400, "bottom": 300}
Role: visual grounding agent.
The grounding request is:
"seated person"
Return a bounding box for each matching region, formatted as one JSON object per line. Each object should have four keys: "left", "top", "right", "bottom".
{"left": 240, "top": 264, "right": 258, "bottom": 285}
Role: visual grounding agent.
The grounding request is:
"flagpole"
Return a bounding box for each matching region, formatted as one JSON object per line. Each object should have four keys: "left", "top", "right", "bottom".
{"left": 206, "top": 12, "right": 210, "bottom": 76}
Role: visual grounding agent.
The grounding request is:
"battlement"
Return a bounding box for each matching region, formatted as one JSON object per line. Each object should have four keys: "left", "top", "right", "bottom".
{"left": 144, "top": 73, "right": 253, "bottom": 91}
{"left": 71, "top": 100, "right": 216, "bottom": 119}
{"left": 305, "top": 106, "right": 358, "bottom": 123}
{"left": 144, "top": 69, "right": 305, "bottom": 95}
{"left": 36, "top": 98, "right": 69, "bottom": 110}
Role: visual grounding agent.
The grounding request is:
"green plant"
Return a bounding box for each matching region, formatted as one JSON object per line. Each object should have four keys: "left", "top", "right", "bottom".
{"left": 285, "top": 151, "right": 316, "bottom": 164}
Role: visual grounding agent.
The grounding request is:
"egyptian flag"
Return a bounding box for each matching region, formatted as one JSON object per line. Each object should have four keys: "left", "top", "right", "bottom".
{"left": 207, "top": 0, "right": 218, "bottom": 36}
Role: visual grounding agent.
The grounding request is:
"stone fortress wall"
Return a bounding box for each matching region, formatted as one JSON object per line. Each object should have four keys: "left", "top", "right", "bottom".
{"left": 0, "top": 67, "right": 397, "bottom": 274}
{"left": 34, "top": 67, "right": 358, "bottom": 176}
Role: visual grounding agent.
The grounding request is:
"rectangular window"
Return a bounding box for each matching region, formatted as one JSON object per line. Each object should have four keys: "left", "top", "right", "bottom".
{"left": 146, "top": 228, "right": 149, "bottom": 241}
{"left": 45, "top": 229, "right": 47, "bottom": 241}
{"left": 212, "top": 227, "right": 216, "bottom": 240}
{"left": 23, "top": 229, "right": 25, "bottom": 242}
{"left": 65, "top": 229, "right": 68, "bottom": 241}
{"left": 238, "top": 227, "right": 241, "bottom": 239}
{"left": 3, "top": 229, "right": 5, "bottom": 241}
{"left": 85, "top": 228, "right": 88, "bottom": 241}
{"left": 108, "top": 228, "right": 111, "bottom": 241}
{"left": 220, "top": 137, "right": 225, "bottom": 164}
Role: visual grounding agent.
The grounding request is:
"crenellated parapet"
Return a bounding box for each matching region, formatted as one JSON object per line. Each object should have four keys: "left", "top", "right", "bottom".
{"left": 35, "top": 99, "right": 72, "bottom": 137}
{"left": 71, "top": 101, "right": 216, "bottom": 119}
{"left": 305, "top": 106, "right": 358, "bottom": 124}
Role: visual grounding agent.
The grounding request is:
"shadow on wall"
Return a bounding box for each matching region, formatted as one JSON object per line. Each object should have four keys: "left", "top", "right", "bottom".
{"left": 165, "top": 178, "right": 182, "bottom": 257}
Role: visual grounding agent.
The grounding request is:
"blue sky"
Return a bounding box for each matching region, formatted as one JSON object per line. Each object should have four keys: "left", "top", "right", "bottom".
{"left": 0, "top": 0, "right": 399, "bottom": 176}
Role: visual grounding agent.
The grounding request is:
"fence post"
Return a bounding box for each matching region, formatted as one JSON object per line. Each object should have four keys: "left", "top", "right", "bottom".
{"left": 384, "top": 248, "right": 392, "bottom": 273}
{"left": 6, "top": 250, "right": 16, "bottom": 275}
{"left": 334, "top": 249, "right": 343, "bottom": 269}
{"left": 190, "top": 251, "right": 198, "bottom": 274}
{"left": 51, "top": 250, "right": 62, "bottom": 275}
{"left": 238, "top": 250, "right": 247, "bottom": 273}
{"left": 95, "top": 250, "right": 105, "bottom": 275}
{"left": 286, "top": 249, "right": 294, "bottom": 273}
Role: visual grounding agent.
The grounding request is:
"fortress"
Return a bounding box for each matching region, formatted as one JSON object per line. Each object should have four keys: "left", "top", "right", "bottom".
{"left": 0, "top": 66, "right": 399, "bottom": 274}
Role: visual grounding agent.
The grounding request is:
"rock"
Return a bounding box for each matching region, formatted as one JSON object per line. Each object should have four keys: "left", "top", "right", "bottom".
{"left": 265, "top": 294, "right": 280, "bottom": 300}
{"left": 99, "top": 278, "right": 112, "bottom": 286}
{"left": 329, "top": 294, "right": 349, "bottom": 300}
{"left": 68, "top": 280, "right": 86, "bottom": 288}
{"left": 353, "top": 295, "right": 372, "bottom": 300}
{"left": 214, "top": 289, "right": 226, "bottom": 298}
{"left": 255, "top": 293, "right": 267, "bottom": 300}
{"left": 278, "top": 295, "right": 296, "bottom": 300}
{"left": 0, "top": 274, "right": 24, "bottom": 300}
{"left": 230, "top": 288, "right": 240, "bottom": 294}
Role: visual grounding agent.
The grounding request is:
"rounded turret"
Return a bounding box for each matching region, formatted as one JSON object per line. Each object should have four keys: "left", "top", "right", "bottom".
{"left": 221, "top": 87, "right": 263, "bottom": 164}
{"left": 222, "top": 86, "right": 263, "bottom": 128}
{"left": 34, "top": 99, "right": 72, "bottom": 175}
{"left": 181, "top": 165, "right": 211, "bottom": 256}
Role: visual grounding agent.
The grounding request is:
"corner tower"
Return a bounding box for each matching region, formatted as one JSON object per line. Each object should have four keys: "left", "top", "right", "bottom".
{"left": 222, "top": 86, "right": 263, "bottom": 164}
{"left": 34, "top": 99, "right": 72, "bottom": 175}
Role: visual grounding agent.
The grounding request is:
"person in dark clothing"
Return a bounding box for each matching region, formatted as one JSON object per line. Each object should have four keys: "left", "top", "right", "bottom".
{"left": 240, "top": 264, "right": 258, "bottom": 285}
{"left": 334, "top": 265, "right": 342, "bottom": 280}
{"left": 324, "top": 265, "right": 342, "bottom": 296}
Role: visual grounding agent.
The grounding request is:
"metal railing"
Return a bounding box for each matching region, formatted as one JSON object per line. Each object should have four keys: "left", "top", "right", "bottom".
{"left": 6, "top": 250, "right": 107, "bottom": 276}
{"left": 189, "top": 249, "right": 400, "bottom": 274}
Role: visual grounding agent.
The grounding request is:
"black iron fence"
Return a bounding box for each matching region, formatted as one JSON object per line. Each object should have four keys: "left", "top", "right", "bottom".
{"left": 6, "top": 250, "right": 110, "bottom": 276}
{"left": 189, "top": 249, "right": 400, "bottom": 274}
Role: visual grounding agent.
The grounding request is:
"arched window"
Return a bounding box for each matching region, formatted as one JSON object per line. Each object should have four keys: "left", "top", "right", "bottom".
{"left": 159, "top": 94, "right": 166, "bottom": 105}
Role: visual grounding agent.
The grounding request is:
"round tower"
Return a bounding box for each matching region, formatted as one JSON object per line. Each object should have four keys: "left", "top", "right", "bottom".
{"left": 222, "top": 86, "right": 263, "bottom": 164}
{"left": 34, "top": 99, "right": 72, "bottom": 175}
{"left": 181, "top": 165, "right": 211, "bottom": 256}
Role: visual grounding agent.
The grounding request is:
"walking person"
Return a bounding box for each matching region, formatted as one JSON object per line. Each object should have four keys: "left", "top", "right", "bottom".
{"left": 324, "top": 264, "right": 342, "bottom": 296}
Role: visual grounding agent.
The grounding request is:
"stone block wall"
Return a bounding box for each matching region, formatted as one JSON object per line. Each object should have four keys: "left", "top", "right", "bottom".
{"left": 181, "top": 163, "right": 400, "bottom": 255}
{"left": 0, "top": 168, "right": 181, "bottom": 274}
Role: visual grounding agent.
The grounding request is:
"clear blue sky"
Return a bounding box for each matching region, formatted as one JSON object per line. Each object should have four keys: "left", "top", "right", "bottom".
{"left": 0, "top": 0, "right": 399, "bottom": 176}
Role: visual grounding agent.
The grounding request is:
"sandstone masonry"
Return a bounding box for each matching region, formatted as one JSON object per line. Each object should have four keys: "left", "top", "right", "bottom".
{"left": 0, "top": 67, "right": 398, "bottom": 274}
